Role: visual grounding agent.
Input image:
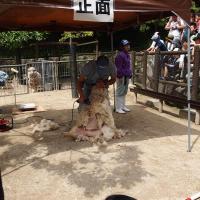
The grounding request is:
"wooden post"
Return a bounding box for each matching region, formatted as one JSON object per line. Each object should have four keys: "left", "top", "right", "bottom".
{"left": 133, "top": 91, "right": 138, "bottom": 104}
{"left": 96, "top": 41, "right": 99, "bottom": 59}
{"left": 142, "top": 51, "right": 148, "bottom": 89}
{"left": 110, "top": 32, "right": 116, "bottom": 111}
{"left": 195, "top": 110, "right": 200, "bottom": 125}
{"left": 159, "top": 100, "right": 163, "bottom": 113}
{"left": 35, "top": 43, "right": 39, "bottom": 60}
{"left": 131, "top": 51, "right": 136, "bottom": 84}
{"left": 70, "top": 38, "right": 78, "bottom": 98}
{"left": 153, "top": 49, "right": 160, "bottom": 92}
{"left": 191, "top": 46, "right": 200, "bottom": 101}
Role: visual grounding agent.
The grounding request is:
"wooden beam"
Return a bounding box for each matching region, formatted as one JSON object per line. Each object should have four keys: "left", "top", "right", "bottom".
{"left": 192, "top": 46, "right": 200, "bottom": 101}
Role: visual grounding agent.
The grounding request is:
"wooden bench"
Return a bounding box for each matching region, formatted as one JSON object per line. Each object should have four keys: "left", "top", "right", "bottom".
{"left": 130, "top": 85, "right": 200, "bottom": 125}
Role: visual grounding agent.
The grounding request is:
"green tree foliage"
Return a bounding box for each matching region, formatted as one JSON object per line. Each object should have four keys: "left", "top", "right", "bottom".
{"left": 139, "top": 18, "right": 167, "bottom": 32}
{"left": 140, "top": 1, "right": 200, "bottom": 33}
{"left": 0, "top": 31, "right": 48, "bottom": 49}
{"left": 59, "top": 31, "right": 93, "bottom": 42}
{"left": 191, "top": 0, "right": 200, "bottom": 12}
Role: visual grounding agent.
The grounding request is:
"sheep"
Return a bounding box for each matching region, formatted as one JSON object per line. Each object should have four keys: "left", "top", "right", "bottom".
{"left": 28, "top": 67, "right": 41, "bottom": 93}
{"left": 64, "top": 86, "right": 127, "bottom": 145}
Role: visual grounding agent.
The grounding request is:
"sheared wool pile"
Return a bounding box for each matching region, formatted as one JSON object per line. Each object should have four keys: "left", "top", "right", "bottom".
{"left": 65, "top": 86, "right": 127, "bottom": 145}
{"left": 32, "top": 119, "right": 59, "bottom": 133}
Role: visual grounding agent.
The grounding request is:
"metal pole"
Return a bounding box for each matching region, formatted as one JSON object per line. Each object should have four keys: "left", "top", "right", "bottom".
{"left": 111, "top": 32, "right": 116, "bottom": 111}
{"left": 70, "top": 38, "right": 78, "bottom": 98}
{"left": 187, "top": 27, "right": 191, "bottom": 152}
{"left": 77, "top": 40, "right": 98, "bottom": 47}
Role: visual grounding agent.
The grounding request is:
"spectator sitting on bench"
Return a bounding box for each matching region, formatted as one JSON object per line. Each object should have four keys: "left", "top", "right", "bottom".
{"left": 163, "top": 39, "right": 182, "bottom": 80}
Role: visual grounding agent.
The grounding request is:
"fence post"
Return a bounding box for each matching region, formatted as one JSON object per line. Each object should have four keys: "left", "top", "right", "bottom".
{"left": 153, "top": 49, "right": 160, "bottom": 92}
{"left": 131, "top": 51, "right": 136, "bottom": 84}
{"left": 42, "top": 61, "right": 45, "bottom": 91}
{"left": 55, "top": 62, "right": 59, "bottom": 90}
{"left": 26, "top": 64, "right": 29, "bottom": 94}
{"left": 142, "top": 51, "right": 148, "bottom": 89}
{"left": 70, "top": 41, "right": 78, "bottom": 98}
{"left": 35, "top": 43, "right": 39, "bottom": 60}
{"left": 192, "top": 46, "right": 200, "bottom": 101}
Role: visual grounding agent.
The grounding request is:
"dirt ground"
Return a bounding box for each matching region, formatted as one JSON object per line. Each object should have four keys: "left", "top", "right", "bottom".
{"left": 1, "top": 88, "right": 200, "bottom": 200}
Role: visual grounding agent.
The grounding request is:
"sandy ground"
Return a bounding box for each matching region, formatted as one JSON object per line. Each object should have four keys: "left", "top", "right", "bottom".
{"left": 1, "top": 88, "right": 200, "bottom": 200}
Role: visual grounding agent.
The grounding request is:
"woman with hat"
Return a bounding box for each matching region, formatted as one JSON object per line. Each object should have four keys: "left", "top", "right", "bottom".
{"left": 115, "top": 40, "right": 132, "bottom": 114}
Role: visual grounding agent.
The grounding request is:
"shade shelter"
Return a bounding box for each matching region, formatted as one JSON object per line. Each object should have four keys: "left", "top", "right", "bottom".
{"left": 0, "top": 0, "right": 191, "bottom": 31}
{"left": 0, "top": 0, "right": 193, "bottom": 151}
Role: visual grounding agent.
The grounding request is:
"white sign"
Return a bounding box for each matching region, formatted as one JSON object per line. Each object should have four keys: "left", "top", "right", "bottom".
{"left": 73, "top": 0, "right": 114, "bottom": 22}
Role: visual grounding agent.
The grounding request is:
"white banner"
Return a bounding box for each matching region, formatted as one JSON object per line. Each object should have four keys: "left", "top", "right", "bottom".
{"left": 73, "top": 0, "right": 114, "bottom": 22}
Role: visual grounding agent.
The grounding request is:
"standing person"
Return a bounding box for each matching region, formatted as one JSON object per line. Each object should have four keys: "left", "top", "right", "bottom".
{"left": 165, "top": 15, "right": 185, "bottom": 50}
{"left": 69, "top": 55, "right": 117, "bottom": 140}
{"left": 115, "top": 40, "right": 132, "bottom": 114}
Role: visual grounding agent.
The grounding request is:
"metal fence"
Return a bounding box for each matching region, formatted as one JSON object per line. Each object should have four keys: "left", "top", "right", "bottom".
{"left": 0, "top": 52, "right": 118, "bottom": 106}
{"left": 0, "top": 59, "right": 93, "bottom": 100}
{"left": 0, "top": 64, "right": 28, "bottom": 96}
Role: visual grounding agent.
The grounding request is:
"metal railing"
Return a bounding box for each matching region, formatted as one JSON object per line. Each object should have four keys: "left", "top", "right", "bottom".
{"left": 132, "top": 47, "right": 200, "bottom": 101}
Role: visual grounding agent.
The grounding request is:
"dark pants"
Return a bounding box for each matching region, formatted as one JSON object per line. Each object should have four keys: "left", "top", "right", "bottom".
{"left": 105, "top": 195, "right": 136, "bottom": 200}
{"left": 0, "top": 81, "right": 5, "bottom": 87}
{"left": 0, "top": 171, "right": 4, "bottom": 200}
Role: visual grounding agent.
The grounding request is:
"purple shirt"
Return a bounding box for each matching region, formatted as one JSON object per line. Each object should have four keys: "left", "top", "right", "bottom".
{"left": 115, "top": 50, "right": 132, "bottom": 78}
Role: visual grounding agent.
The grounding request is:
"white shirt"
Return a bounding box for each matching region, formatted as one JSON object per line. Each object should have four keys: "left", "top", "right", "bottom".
{"left": 168, "top": 18, "right": 184, "bottom": 39}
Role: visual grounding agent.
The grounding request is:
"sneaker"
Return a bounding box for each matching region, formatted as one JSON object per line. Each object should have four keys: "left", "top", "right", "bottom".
{"left": 159, "top": 76, "right": 165, "bottom": 80}
{"left": 123, "top": 107, "right": 130, "bottom": 112}
{"left": 116, "top": 109, "right": 126, "bottom": 114}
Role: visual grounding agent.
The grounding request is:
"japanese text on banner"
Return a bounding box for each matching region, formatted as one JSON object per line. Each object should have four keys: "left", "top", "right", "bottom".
{"left": 74, "top": 0, "right": 114, "bottom": 22}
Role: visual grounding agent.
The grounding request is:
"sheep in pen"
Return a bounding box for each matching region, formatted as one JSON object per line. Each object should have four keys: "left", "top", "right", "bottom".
{"left": 64, "top": 86, "right": 127, "bottom": 145}
{"left": 28, "top": 67, "right": 41, "bottom": 93}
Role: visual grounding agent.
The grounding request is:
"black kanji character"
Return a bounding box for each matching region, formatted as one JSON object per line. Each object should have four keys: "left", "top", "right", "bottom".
{"left": 76, "top": 0, "right": 93, "bottom": 14}
{"left": 96, "top": 0, "right": 110, "bottom": 15}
